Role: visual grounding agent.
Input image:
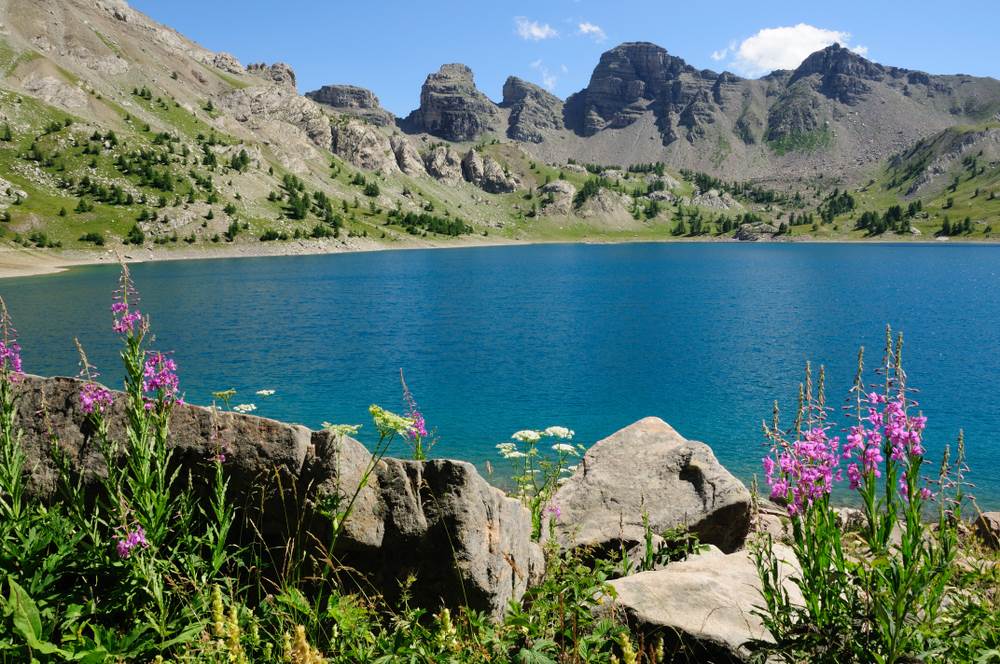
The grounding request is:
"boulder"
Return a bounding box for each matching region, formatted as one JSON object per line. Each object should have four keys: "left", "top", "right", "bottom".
{"left": 602, "top": 544, "right": 801, "bottom": 662}
{"left": 974, "top": 511, "right": 1000, "bottom": 549}
{"left": 549, "top": 417, "right": 751, "bottom": 555}
{"left": 329, "top": 118, "right": 399, "bottom": 174}
{"left": 423, "top": 146, "right": 463, "bottom": 183}
{"left": 12, "top": 375, "right": 542, "bottom": 619}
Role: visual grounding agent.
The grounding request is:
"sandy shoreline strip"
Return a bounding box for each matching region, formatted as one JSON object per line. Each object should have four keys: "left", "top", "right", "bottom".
{"left": 0, "top": 234, "right": 990, "bottom": 280}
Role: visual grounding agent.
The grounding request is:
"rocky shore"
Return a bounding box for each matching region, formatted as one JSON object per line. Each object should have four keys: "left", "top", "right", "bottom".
{"left": 13, "top": 374, "right": 1000, "bottom": 661}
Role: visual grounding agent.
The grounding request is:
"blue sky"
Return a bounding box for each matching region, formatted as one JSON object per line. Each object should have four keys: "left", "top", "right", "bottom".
{"left": 130, "top": 0, "right": 1000, "bottom": 117}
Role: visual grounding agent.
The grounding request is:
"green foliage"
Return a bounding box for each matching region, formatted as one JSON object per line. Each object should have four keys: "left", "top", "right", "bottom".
{"left": 750, "top": 334, "right": 993, "bottom": 664}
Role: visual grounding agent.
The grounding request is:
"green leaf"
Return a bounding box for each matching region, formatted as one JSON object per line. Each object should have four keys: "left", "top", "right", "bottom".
{"left": 8, "top": 580, "right": 41, "bottom": 644}
{"left": 275, "top": 587, "right": 313, "bottom": 616}
{"left": 7, "top": 579, "right": 67, "bottom": 656}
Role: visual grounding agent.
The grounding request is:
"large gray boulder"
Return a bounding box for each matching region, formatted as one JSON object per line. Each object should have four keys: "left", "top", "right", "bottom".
{"left": 460, "top": 150, "right": 517, "bottom": 192}
{"left": 602, "top": 544, "right": 801, "bottom": 662}
{"left": 12, "top": 375, "right": 542, "bottom": 619}
{"left": 550, "top": 417, "right": 751, "bottom": 554}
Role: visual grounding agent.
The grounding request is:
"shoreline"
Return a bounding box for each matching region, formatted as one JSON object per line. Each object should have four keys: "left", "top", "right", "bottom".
{"left": 1, "top": 232, "right": 997, "bottom": 280}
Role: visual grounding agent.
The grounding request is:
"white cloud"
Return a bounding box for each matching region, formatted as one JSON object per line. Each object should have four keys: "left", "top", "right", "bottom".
{"left": 515, "top": 17, "right": 558, "bottom": 41}
{"left": 577, "top": 22, "right": 606, "bottom": 42}
{"left": 531, "top": 60, "right": 558, "bottom": 92}
{"left": 719, "top": 24, "right": 868, "bottom": 77}
{"left": 711, "top": 41, "right": 736, "bottom": 62}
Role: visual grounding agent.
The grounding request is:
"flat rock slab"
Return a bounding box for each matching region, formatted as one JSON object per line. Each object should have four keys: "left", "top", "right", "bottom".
{"left": 603, "top": 544, "right": 801, "bottom": 662}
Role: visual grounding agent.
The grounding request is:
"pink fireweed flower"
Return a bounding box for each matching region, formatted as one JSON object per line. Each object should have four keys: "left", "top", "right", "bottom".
{"left": 763, "top": 426, "right": 841, "bottom": 516}
{"left": 115, "top": 527, "right": 149, "bottom": 558}
{"left": 400, "top": 374, "right": 428, "bottom": 440}
{"left": 0, "top": 339, "right": 21, "bottom": 376}
{"left": 0, "top": 298, "right": 23, "bottom": 378}
{"left": 544, "top": 503, "right": 561, "bottom": 520}
{"left": 142, "top": 352, "right": 179, "bottom": 398}
{"left": 111, "top": 267, "right": 146, "bottom": 335}
{"left": 80, "top": 383, "right": 114, "bottom": 415}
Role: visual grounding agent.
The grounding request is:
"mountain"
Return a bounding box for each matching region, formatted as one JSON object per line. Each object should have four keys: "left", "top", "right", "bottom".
{"left": 387, "top": 41, "right": 1000, "bottom": 182}
{"left": 0, "top": 0, "right": 998, "bottom": 255}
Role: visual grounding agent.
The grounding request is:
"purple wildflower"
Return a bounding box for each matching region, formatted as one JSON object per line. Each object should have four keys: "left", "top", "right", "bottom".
{"left": 544, "top": 504, "right": 561, "bottom": 520}
{"left": 80, "top": 383, "right": 114, "bottom": 415}
{"left": 400, "top": 374, "right": 428, "bottom": 440}
{"left": 142, "top": 352, "right": 179, "bottom": 398}
{"left": 111, "top": 268, "right": 145, "bottom": 335}
{"left": 0, "top": 299, "right": 22, "bottom": 378}
{"left": 115, "top": 527, "right": 149, "bottom": 558}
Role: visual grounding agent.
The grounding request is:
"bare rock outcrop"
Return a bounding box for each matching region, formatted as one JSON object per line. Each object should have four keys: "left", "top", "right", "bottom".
{"left": 219, "top": 85, "right": 332, "bottom": 150}
{"left": 212, "top": 52, "right": 244, "bottom": 75}
{"left": 306, "top": 84, "right": 395, "bottom": 127}
{"left": 389, "top": 134, "right": 426, "bottom": 176}
{"left": 422, "top": 145, "right": 463, "bottom": 183}
{"left": 461, "top": 150, "right": 518, "bottom": 193}
{"left": 330, "top": 118, "right": 399, "bottom": 174}
{"left": 539, "top": 180, "right": 577, "bottom": 215}
{"left": 247, "top": 62, "right": 296, "bottom": 89}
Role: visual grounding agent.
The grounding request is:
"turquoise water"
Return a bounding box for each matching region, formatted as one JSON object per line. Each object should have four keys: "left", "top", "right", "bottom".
{"left": 3, "top": 243, "right": 999, "bottom": 506}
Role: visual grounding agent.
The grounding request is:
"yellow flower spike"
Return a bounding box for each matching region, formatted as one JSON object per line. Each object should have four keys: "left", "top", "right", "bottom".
{"left": 211, "top": 585, "right": 225, "bottom": 639}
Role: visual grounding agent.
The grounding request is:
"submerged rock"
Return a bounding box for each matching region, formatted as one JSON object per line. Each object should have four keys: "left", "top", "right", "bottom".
{"left": 12, "top": 374, "right": 542, "bottom": 619}
{"left": 549, "top": 417, "right": 751, "bottom": 555}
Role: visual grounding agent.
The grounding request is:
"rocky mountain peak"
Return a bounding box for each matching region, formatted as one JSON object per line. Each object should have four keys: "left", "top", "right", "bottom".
{"left": 501, "top": 77, "right": 564, "bottom": 143}
{"left": 790, "top": 43, "right": 886, "bottom": 104}
{"left": 564, "top": 41, "right": 721, "bottom": 139}
{"left": 403, "top": 63, "right": 501, "bottom": 142}
{"left": 793, "top": 43, "right": 884, "bottom": 81}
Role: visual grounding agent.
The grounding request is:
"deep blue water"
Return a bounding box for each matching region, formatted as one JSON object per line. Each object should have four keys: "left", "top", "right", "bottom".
{"left": 3, "top": 243, "right": 1000, "bottom": 506}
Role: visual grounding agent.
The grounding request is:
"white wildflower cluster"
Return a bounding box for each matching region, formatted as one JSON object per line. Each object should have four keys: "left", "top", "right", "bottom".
{"left": 369, "top": 404, "right": 413, "bottom": 437}
{"left": 496, "top": 442, "right": 527, "bottom": 459}
{"left": 255, "top": 389, "right": 276, "bottom": 397}
{"left": 551, "top": 443, "right": 578, "bottom": 455}
{"left": 512, "top": 430, "right": 542, "bottom": 443}
{"left": 233, "top": 403, "right": 256, "bottom": 414}
{"left": 323, "top": 422, "right": 362, "bottom": 437}
{"left": 543, "top": 426, "right": 574, "bottom": 440}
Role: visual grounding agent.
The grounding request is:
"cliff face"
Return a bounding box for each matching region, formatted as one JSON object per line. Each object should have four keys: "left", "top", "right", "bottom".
{"left": 305, "top": 84, "right": 395, "bottom": 126}
{"left": 402, "top": 64, "right": 502, "bottom": 142}
{"left": 501, "top": 76, "right": 564, "bottom": 143}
